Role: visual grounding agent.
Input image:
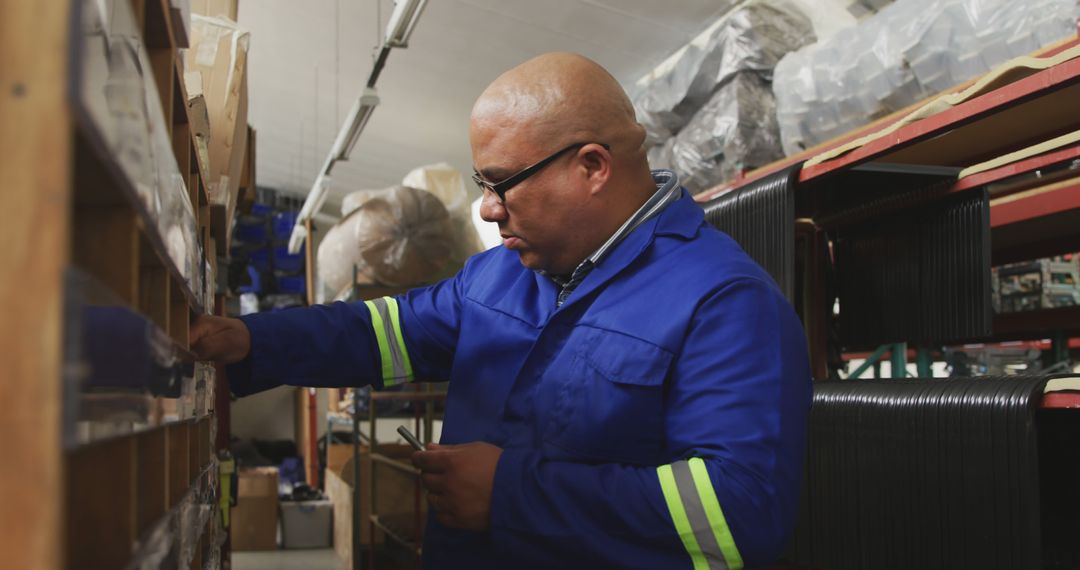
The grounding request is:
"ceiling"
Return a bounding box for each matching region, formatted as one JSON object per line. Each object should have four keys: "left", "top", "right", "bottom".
{"left": 237, "top": 0, "right": 742, "bottom": 216}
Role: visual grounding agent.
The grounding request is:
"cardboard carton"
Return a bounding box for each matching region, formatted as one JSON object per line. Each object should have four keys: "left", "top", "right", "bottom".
{"left": 232, "top": 467, "right": 278, "bottom": 551}
{"left": 191, "top": 0, "right": 237, "bottom": 20}
{"left": 186, "top": 15, "right": 249, "bottom": 244}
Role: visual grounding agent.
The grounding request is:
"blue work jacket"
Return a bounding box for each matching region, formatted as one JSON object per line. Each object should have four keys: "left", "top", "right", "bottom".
{"left": 230, "top": 190, "right": 812, "bottom": 569}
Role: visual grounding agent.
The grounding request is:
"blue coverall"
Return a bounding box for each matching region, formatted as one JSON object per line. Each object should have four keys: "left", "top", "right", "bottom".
{"left": 228, "top": 189, "right": 812, "bottom": 569}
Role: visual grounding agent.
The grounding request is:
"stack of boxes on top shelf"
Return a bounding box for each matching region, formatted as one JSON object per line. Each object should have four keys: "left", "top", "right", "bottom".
{"left": 993, "top": 253, "right": 1080, "bottom": 313}
{"left": 231, "top": 189, "right": 307, "bottom": 312}
{"left": 186, "top": 0, "right": 251, "bottom": 257}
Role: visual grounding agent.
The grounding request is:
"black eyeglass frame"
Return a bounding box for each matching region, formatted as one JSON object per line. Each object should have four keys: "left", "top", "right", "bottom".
{"left": 472, "top": 142, "right": 610, "bottom": 202}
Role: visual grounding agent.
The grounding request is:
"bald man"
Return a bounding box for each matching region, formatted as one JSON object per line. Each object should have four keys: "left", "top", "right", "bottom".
{"left": 192, "top": 53, "right": 810, "bottom": 569}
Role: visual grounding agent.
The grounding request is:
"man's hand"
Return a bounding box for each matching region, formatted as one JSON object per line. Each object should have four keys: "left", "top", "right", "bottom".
{"left": 412, "top": 442, "right": 503, "bottom": 531}
{"left": 190, "top": 315, "right": 251, "bottom": 364}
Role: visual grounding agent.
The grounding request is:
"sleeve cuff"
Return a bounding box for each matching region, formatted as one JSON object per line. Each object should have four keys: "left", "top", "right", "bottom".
{"left": 226, "top": 313, "right": 284, "bottom": 397}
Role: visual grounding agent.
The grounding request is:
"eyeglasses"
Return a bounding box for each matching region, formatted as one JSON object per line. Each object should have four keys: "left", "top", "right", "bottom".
{"left": 471, "top": 142, "right": 610, "bottom": 202}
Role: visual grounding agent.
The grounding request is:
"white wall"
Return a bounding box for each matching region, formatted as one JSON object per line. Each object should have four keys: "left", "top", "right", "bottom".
{"left": 231, "top": 385, "right": 298, "bottom": 442}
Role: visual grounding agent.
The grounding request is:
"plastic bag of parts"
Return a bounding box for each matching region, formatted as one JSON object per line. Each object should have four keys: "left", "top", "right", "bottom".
{"left": 632, "top": 0, "right": 814, "bottom": 145}
{"left": 773, "top": 0, "right": 1080, "bottom": 155}
{"left": 402, "top": 163, "right": 486, "bottom": 263}
{"left": 319, "top": 185, "right": 454, "bottom": 292}
{"left": 649, "top": 72, "right": 784, "bottom": 194}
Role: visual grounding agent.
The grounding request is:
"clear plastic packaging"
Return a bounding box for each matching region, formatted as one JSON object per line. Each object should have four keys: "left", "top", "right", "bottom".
{"left": 79, "top": 0, "right": 203, "bottom": 299}
{"left": 319, "top": 186, "right": 454, "bottom": 292}
{"left": 632, "top": 0, "right": 814, "bottom": 145}
{"left": 773, "top": 0, "right": 1080, "bottom": 155}
{"left": 654, "top": 71, "right": 785, "bottom": 193}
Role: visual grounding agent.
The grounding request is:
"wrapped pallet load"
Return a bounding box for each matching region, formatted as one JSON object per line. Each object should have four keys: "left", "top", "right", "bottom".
{"left": 402, "top": 163, "right": 486, "bottom": 261}
{"left": 319, "top": 186, "right": 454, "bottom": 293}
{"left": 773, "top": 0, "right": 1080, "bottom": 155}
{"left": 657, "top": 71, "right": 784, "bottom": 192}
{"left": 635, "top": 0, "right": 814, "bottom": 192}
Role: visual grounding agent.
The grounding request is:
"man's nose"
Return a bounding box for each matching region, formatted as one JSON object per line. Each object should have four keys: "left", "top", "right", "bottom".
{"left": 478, "top": 190, "right": 507, "bottom": 223}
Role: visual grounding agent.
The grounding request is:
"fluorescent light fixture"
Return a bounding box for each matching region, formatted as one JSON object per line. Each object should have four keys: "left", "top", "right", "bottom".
{"left": 288, "top": 1, "right": 428, "bottom": 258}
{"left": 384, "top": 0, "right": 428, "bottom": 48}
{"left": 288, "top": 173, "right": 333, "bottom": 253}
{"left": 331, "top": 87, "right": 380, "bottom": 161}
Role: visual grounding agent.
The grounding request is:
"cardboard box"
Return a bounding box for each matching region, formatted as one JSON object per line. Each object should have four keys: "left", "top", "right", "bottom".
{"left": 281, "top": 499, "right": 333, "bottom": 549}
{"left": 191, "top": 0, "right": 237, "bottom": 20}
{"left": 232, "top": 467, "right": 279, "bottom": 551}
{"left": 187, "top": 15, "right": 250, "bottom": 244}
{"left": 169, "top": 0, "right": 193, "bottom": 48}
{"left": 325, "top": 444, "right": 423, "bottom": 566}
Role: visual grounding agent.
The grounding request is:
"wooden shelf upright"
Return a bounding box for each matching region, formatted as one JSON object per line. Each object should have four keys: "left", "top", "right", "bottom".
{"left": 1, "top": 0, "right": 249, "bottom": 568}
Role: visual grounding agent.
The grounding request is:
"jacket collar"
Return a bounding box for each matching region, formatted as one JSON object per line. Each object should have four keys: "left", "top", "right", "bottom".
{"left": 541, "top": 187, "right": 703, "bottom": 317}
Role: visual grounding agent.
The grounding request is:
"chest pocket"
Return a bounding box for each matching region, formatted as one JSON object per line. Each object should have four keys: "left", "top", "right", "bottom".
{"left": 542, "top": 327, "right": 673, "bottom": 464}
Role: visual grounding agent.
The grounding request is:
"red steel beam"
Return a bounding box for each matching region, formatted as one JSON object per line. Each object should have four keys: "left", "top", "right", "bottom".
{"left": 952, "top": 144, "right": 1080, "bottom": 193}
{"left": 799, "top": 55, "right": 1080, "bottom": 183}
{"left": 990, "top": 179, "right": 1080, "bottom": 227}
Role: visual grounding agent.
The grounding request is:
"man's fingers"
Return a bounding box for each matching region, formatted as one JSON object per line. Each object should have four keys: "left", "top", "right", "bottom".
{"left": 428, "top": 495, "right": 460, "bottom": 527}
{"left": 420, "top": 473, "right": 448, "bottom": 494}
{"left": 187, "top": 317, "right": 250, "bottom": 364}
{"left": 412, "top": 449, "right": 450, "bottom": 473}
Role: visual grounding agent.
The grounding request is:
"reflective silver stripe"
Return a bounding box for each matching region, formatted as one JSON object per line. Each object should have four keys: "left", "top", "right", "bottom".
{"left": 370, "top": 297, "right": 409, "bottom": 384}
{"left": 672, "top": 460, "right": 729, "bottom": 570}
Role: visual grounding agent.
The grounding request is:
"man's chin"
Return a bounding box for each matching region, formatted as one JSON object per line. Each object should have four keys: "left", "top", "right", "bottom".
{"left": 515, "top": 252, "right": 546, "bottom": 272}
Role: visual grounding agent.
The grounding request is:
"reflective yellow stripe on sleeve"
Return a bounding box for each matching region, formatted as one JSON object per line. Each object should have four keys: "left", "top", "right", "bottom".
{"left": 657, "top": 458, "right": 743, "bottom": 570}
{"left": 363, "top": 297, "right": 414, "bottom": 387}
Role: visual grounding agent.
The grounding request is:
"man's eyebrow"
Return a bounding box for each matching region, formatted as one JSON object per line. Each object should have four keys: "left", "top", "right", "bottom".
{"left": 477, "top": 166, "right": 512, "bottom": 181}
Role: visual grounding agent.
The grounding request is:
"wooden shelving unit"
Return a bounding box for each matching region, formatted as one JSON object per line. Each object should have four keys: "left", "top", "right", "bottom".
{"left": 1, "top": 0, "right": 244, "bottom": 568}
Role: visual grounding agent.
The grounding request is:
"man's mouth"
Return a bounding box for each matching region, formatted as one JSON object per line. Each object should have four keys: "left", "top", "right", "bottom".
{"left": 500, "top": 233, "right": 522, "bottom": 248}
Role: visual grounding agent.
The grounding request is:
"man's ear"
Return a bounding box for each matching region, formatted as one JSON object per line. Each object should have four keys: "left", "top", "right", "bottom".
{"left": 579, "top": 143, "right": 612, "bottom": 196}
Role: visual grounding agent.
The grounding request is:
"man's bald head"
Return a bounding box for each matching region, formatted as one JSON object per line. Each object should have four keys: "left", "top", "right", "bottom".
{"left": 470, "top": 52, "right": 646, "bottom": 156}
{"left": 472, "top": 53, "right": 659, "bottom": 276}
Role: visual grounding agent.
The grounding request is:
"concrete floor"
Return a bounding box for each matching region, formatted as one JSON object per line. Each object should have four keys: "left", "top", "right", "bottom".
{"left": 233, "top": 549, "right": 342, "bottom": 570}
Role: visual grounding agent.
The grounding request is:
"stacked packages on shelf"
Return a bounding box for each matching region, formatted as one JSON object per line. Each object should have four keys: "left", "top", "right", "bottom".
{"left": 186, "top": 14, "right": 251, "bottom": 239}
{"left": 633, "top": 0, "right": 815, "bottom": 193}
{"left": 993, "top": 253, "right": 1080, "bottom": 313}
{"left": 773, "top": 0, "right": 1080, "bottom": 155}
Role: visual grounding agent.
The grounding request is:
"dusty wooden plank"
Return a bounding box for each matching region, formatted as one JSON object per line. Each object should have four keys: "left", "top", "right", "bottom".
{"left": 170, "top": 295, "right": 190, "bottom": 349}
{"left": 0, "top": 1, "right": 71, "bottom": 566}
{"left": 167, "top": 422, "right": 190, "bottom": 506}
{"left": 66, "top": 437, "right": 136, "bottom": 569}
{"left": 74, "top": 207, "right": 139, "bottom": 305}
{"left": 135, "top": 428, "right": 168, "bottom": 537}
{"left": 139, "top": 265, "right": 171, "bottom": 332}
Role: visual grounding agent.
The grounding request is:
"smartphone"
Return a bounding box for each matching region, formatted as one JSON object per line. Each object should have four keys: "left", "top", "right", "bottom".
{"left": 397, "top": 425, "right": 426, "bottom": 451}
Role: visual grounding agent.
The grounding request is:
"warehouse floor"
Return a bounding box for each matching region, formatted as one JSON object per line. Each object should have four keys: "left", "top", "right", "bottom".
{"left": 233, "top": 549, "right": 341, "bottom": 570}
